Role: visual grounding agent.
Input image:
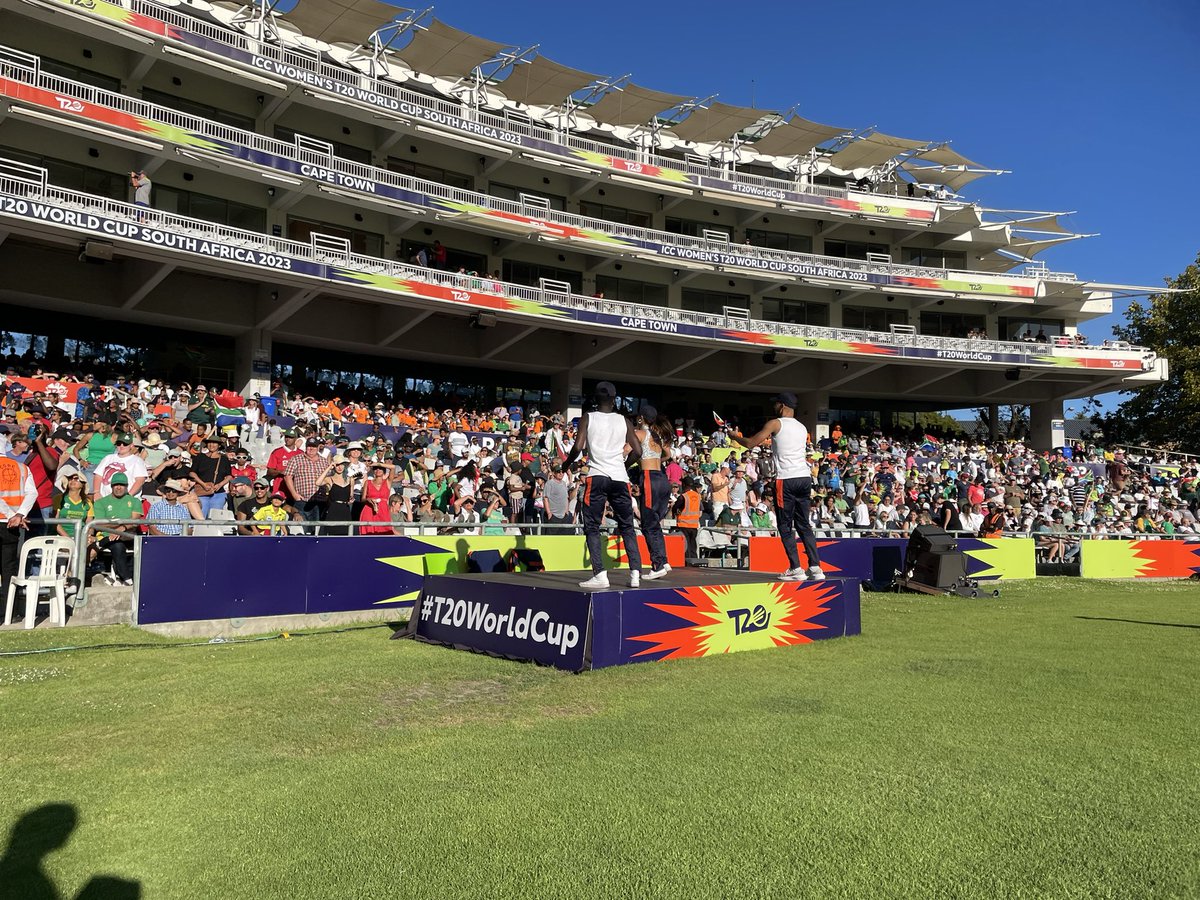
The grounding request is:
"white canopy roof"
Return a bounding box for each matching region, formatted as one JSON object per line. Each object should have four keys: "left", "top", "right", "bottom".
{"left": 280, "top": 0, "right": 404, "bottom": 46}
{"left": 498, "top": 55, "right": 601, "bottom": 108}
{"left": 397, "top": 18, "right": 509, "bottom": 78}
{"left": 743, "top": 116, "right": 846, "bottom": 158}
{"left": 669, "top": 102, "right": 774, "bottom": 144}
{"left": 584, "top": 82, "right": 690, "bottom": 126}
{"left": 828, "top": 132, "right": 928, "bottom": 170}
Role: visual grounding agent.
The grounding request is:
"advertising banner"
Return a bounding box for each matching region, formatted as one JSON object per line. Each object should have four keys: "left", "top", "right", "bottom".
{"left": 410, "top": 574, "right": 590, "bottom": 670}
{"left": 1080, "top": 539, "right": 1200, "bottom": 579}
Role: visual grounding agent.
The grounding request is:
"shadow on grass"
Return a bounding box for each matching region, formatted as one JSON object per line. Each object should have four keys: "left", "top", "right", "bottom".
{"left": 1076, "top": 616, "right": 1200, "bottom": 630}
{"left": 0, "top": 804, "right": 140, "bottom": 899}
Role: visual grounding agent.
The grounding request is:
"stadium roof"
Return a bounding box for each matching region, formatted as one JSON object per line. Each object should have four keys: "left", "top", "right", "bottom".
{"left": 499, "top": 55, "right": 601, "bottom": 108}
{"left": 747, "top": 116, "right": 848, "bottom": 158}
{"left": 828, "top": 132, "right": 929, "bottom": 170}
{"left": 278, "top": 0, "right": 404, "bottom": 46}
{"left": 397, "top": 19, "right": 509, "bottom": 78}
{"left": 668, "top": 101, "right": 773, "bottom": 144}
{"left": 584, "top": 82, "right": 690, "bottom": 126}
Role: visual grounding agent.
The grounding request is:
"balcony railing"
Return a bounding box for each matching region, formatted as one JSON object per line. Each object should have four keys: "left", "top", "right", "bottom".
{"left": 0, "top": 47, "right": 1048, "bottom": 297}
{"left": 0, "top": 162, "right": 1154, "bottom": 368}
{"left": 36, "top": 0, "right": 949, "bottom": 217}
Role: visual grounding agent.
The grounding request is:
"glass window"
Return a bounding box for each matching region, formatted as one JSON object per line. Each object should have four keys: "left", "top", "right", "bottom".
{"left": 823, "top": 239, "right": 890, "bottom": 261}
{"left": 595, "top": 275, "right": 668, "bottom": 306}
{"left": 998, "top": 317, "right": 1066, "bottom": 342}
{"left": 489, "top": 182, "right": 566, "bottom": 211}
{"left": 274, "top": 126, "right": 371, "bottom": 165}
{"left": 399, "top": 240, "right": 487, "bottom": 275}
{"left": 903, "top": 248, "right": 966, "bottom": 269}
{"left": 761, "top": 299, "right": 828, "bottom": 326}
{"left": 387, "top": 158, "right": 473, "bottom": 190}
{"left": 40, "top": 57, "right": 122, "bottom": 93}
{"left": 502, "top": 261, "right": 581, "bottom": 292}
{"left": 579, "top": 201, "right": 652, "bottom": 229}
{"left": 142, "top": 88, "right": 255, "bottom": 132}
{"left": 843, "top": 306, "right": 909, "bottom": 332}
{"left": 287, "top": 217, "right": 382, "bottom": 256}
{"left": 681, "top": 289, "right": 749, "bottom": 315}
{"left": 745, "top": 228, "right": 812, "bottom": 254}
{"left": 666, "top": 218, "right": 731, "bottom": 240}
{"left": 920, "top": 311, "right": 987, "bottom": 339}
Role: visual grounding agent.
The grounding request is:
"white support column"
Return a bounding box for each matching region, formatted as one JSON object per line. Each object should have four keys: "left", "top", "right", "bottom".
{"left": 1029, "top": 400, "right": 1065, "bottom": 450}
{"left": 551, "top": 369, "right": 584, "bottom": 421}
{"left": 796, "top": 389, "right": 831, "bottom": 442}
{"left": 235, "top": 328, "right": 272, "bottom": 399}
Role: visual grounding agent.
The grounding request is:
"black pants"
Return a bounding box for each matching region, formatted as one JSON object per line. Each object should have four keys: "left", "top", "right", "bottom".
{"left": 581, "top": 474, "right": 642, "bottom": 575}
{"left": 1, "top": 525, "right": 22, "bottom": 595}
{"left": 639, "top": 470, "right": 669, "bottom": 571}
{"left": 775, "top": 477, "right": 821, "bottom": 571}
{"left": 106, "top": 537, "right": 135, "bottom": 582}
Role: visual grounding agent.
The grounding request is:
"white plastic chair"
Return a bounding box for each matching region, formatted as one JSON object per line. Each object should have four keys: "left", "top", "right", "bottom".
{"left": 3, "top": 536, "right": 75, "bottom": 629}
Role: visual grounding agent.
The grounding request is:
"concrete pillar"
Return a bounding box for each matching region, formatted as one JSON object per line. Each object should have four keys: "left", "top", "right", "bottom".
{"left": 1029, "top": 400, "right": 1065, "bottom": 450}
{"left": 235, "top": 328, "right": 272, "bottom": 399}
{"left": 796, "top": 389, "right": 831, "bottom": 442}
{"left": 988, "top": 404, "right": 1000, "bottom": 441}
{"left": 551, "top": 368, "right": 584, "bottom": 421}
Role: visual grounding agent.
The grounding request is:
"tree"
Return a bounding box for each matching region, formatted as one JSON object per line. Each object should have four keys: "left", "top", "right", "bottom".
{"left": 974, "top": 404, "right": 1029, "bottom": 440}
{"left": 1100, "top": 251, "right": 1200, "bottom": 449}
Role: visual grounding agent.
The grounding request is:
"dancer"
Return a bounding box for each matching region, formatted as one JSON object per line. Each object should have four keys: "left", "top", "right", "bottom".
{"left": 563, "top": 382, "right": 643, "bottom": 589}
{"left": 729, "top": 392, "right": 824, "bottom": 581}
{"left": 635, "top": 405, "right": 673, "bottom": 580}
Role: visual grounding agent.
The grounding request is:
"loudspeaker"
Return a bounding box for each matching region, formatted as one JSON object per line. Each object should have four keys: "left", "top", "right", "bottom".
{"left": 908, "top": 524, "right": 957, "bottom": 556}
{"left": 80, "top": 240, "right": 114, "bottom": 262}
{"left": 469, "top": 312, "right": 497, "bottom": 329}
{"left": 912, "top": 550, "right": 967, "bottom": 589}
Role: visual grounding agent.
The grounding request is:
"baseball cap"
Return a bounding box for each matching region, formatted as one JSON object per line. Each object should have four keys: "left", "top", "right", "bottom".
{"left": 305, "top": 437, "right": 321, "bottom": 446}
{"left": 50, "top": 428, "right": 80, "bottom": 442}
{"left": 773, "top": 391, "right": 798, "bottom": 408}
{"left": 639, "top": 404, "right": 658, "bottom": 421}
{"left": 594, "top": 381, "right": 617, "bottom": 398}
{"left": 284, "top": 428, "right": 299, "bottom": 438}
{"left": 231, "top": 476, "right": 252, "bottom": 487}
{"left": 271, "top": 491, "right": 286, "bottom": 500}
{"left": 110, "top": 473, "right": 130, "bottom": 485}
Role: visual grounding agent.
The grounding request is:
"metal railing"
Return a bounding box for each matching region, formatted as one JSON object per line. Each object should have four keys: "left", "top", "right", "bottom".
{"left": 46, "top": 0, "right": 952, "bottom": 213}
{"left": 0, "top": 169, "right": 1154, "bottom": 366}
{"left": 0, "top": 49, "right": 1030, "bottom": 295}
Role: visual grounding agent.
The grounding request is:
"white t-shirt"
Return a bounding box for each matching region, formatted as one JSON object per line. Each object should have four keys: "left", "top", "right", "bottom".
{"left": 94, "top": 452, "right": 149, "bottom": 496}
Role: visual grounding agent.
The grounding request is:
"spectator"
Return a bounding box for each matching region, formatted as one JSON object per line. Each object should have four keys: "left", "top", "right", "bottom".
{"left": 147, "top": 479, "right": 203, "bottom": 536}
{"left": 93, "top": 432, "right": 149, "bottom": 498}
{"left": 91, "top": 473, "right": 141, "bottom": 584}
{"left": 284, "top": 436, "right": 332, "bottom": 528}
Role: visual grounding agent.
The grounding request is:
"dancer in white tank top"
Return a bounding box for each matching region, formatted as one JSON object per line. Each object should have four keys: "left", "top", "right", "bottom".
{"left": 729, "top": 391, "right": 824, "bottom": 581}
{"left": 563, "top": 382, "right": 644, "bottom": 589}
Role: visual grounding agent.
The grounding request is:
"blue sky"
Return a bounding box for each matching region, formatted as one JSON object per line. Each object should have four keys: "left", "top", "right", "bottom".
{"left": 419, "top": 0, "right": 1199, "bottom": 408}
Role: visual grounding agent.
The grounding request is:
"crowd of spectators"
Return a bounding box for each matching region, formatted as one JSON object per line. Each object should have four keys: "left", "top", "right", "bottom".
{"left": 2, "top": 362, "right": 1198, "bottom": 585}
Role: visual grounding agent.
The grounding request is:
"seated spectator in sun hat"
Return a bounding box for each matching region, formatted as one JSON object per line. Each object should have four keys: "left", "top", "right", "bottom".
{"left": 147, "top": 478, "right": 203, "bottom": 536}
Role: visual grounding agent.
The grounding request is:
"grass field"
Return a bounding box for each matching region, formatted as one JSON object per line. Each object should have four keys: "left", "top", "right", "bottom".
{"left": 1, "top": 579, "right": 1197, "bottom": 899}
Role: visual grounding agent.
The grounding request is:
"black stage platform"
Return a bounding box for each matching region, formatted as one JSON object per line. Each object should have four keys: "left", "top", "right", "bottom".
{"left": 406, "top": 568, "right": 860, "bottom": 671}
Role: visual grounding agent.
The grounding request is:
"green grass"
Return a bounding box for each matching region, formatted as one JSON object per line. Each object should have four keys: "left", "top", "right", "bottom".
{"left": 1, "top": 580, "right": 1197, "bottom": 899}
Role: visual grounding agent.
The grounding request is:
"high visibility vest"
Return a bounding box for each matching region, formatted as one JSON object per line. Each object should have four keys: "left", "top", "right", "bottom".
{"left": 677, "top": 491, "right": 701, "bottom": 529}
{"left": 0, "top": 457, "right": 30, "bottom": 510}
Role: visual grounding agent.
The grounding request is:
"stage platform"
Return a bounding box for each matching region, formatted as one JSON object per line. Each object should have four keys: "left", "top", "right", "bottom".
{"left": 405, "top": 568, "right": 860, "bottom": 672}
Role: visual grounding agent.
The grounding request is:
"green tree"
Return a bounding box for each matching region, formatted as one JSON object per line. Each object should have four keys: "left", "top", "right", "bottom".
{"left": 1101, "top": 251, "right": 1200, "bottom": 449}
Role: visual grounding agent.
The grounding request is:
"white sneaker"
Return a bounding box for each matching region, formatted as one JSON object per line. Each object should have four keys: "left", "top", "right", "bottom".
{"left": 778, "top": 567, "right": 805, "bottom": 581}
{"left": 807, "top": 567, "right": 827, "bottom": 581}
{"left": 629, "top": 570, "right": 641, "bottom": 588}
{"left": 643, "top": 565, "right": 671, "bottom": 581}
{"left": 579, "top": 571, "right": 610, "bottom": 589}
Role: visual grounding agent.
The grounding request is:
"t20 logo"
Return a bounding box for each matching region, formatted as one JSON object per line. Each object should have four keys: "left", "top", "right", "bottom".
{"left": 727, "top": 604, "right": 771, "bottom": 635}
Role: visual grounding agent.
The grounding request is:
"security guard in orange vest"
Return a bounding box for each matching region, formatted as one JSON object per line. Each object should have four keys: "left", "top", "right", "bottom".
{"left": 672, "top": 476, "right": 703, "bottom": 564}
{"left": 0, "top": 453, "right": 39, "bottom": 597}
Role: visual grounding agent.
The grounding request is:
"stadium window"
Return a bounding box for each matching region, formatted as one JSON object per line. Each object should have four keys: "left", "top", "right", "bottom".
{"left": 489, "top": 182, "right": 566, "bottom": 211}
{"left": 666, "top": 218, "right": 732, "bottom": 240}
{"left": 681, "top": 288, "right": 749, "bottom": 315}
{"left": 386, "top": 158, "right": 473, "bottom": 190}
{"left": 286, "top": 217, "right": 382, "bottom": 257}
{"left": 998, "top": 317, "right": 1066, "bottom": 341}
{"left": 843, "top": 305, "right": 908, "bottom": 332}
{"left": 761, "top": 299, "right": 829, "bottom": 326}
{"left": 919, "top": 311, "right": 987, "bottom": 339}
{"left": 274, "top": 126, "right": 371, "bottom": 166}
{"left": 502, "top": 261, "right": 581, "bottom": 292}
{"left": 399, "top": 240, "right": 487, "bottom": 275}
{"left": 745, "top": 229, "right": 813, "bottom": 254}
{"left": 39, "top": 57, "right": 122, "bottom": 93}
{"left": 822, "top": 239, "right": 890, "bottom": 261}
{"left": 154, "top": 186, "right": 267, "bottom": 232}
{"left": 0, "top": 147, "right": 127, "bottom": 201}
{"left": 595, "top": 275, "right": 668, "bottom": 306}
{"left": 579, "top": 201, "right": 652, "bottom": 229}
{"left": 903, "top": 248, "right": 967, "bottom": 269}
{"left": 141, "top": 88, "right": 255, "bottom": 132}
